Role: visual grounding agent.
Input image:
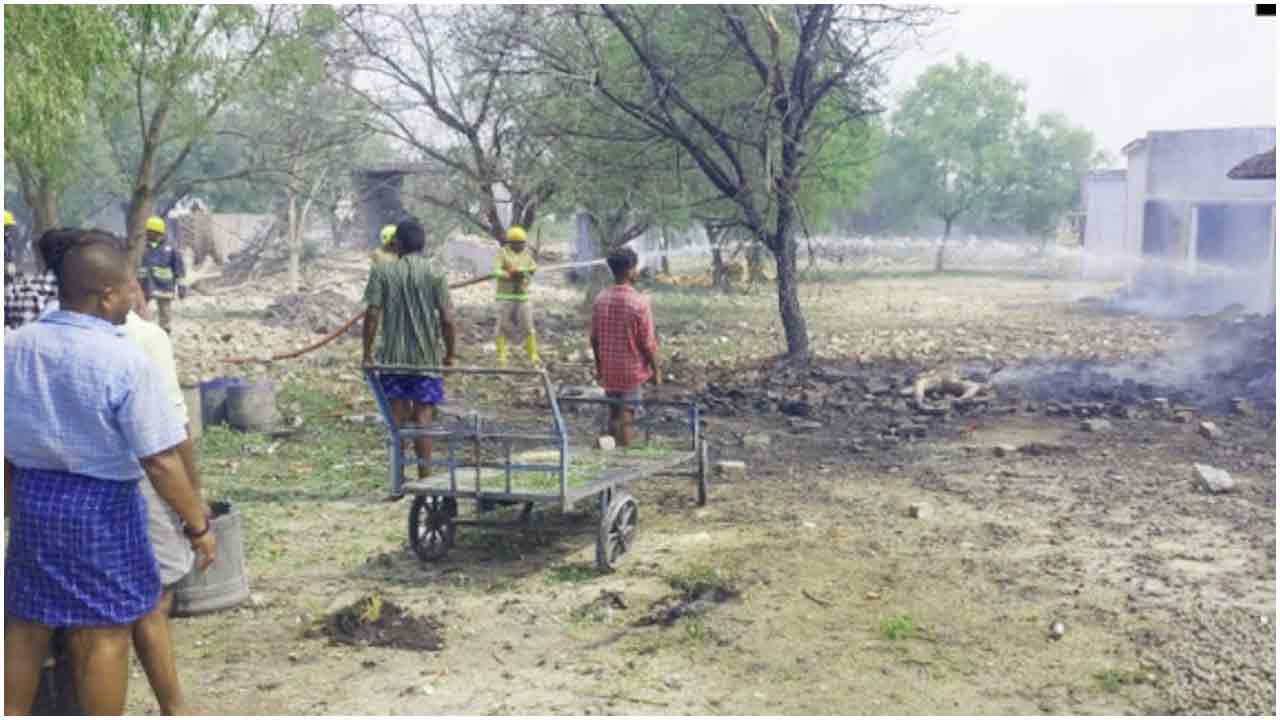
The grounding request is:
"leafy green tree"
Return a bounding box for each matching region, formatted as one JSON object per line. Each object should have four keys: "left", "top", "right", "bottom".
{"left": 4, "top": 5, "right": 132, "bottom": 232}
{"left": 96, "top": 5, "right": 333, "bottom": 265}
{"left": 1001, "top": 112, "right": 1099, "bottom": 243}
{"left": 890, "top": 55, "right": 1026, "bottom": 271}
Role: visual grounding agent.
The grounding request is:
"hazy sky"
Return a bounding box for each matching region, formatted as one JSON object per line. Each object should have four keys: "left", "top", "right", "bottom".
{"left": 886, "top": 4, "right": 1276, "bottom": 163}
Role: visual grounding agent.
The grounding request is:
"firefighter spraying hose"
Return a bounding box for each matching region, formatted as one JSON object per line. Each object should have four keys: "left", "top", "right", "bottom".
{"left": 219, "top": 253, "right": 608, "bottom": 365}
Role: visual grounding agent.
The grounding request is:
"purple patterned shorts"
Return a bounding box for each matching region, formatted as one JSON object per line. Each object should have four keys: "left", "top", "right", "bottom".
{"left": 380, "top": 374, "right": 445, "bottom": 405}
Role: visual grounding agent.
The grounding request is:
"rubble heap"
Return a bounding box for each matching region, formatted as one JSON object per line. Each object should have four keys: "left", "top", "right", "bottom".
{"left": 685, "top": 313, "right": 1274, "bottom": 442}
{"left": 262, "top": 290, "right": 363, "bottom": 335}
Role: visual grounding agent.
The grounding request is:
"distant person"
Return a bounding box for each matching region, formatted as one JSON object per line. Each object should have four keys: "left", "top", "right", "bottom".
{"left": 4, "top": 210, "right": 17, "bottom": 284}
{"left": 371, "top": 224, "right": 399, "bottom": 267}
{"left": 591, "top": 246, "right": 661, "bottom": 447}
{"left": 138, "top": 215, "right": 186, "bottom": 333}
{"left": 4, "top": 227, "right": 62, "bottom": 329}
{"left": 123, "top": 277, "right": 208, "bottom": 716}
{"left": 493, "top": 225, "right": 540, "bottom": 368}
{"left": 362, "top": 217, "right": 457, "bottom": 502}
{"left": 4, "top": 230, "right": 214, "bottom": 715}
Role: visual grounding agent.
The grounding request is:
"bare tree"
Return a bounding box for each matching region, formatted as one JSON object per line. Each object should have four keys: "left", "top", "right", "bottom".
{"left": 230, "top": 79, "right": 371, "bottom": 290}
{"left": 335, "top": 5, "right": 557, "bottom": 241}
{"left": 512, "top": 4, "right": 936, "bottom": 363}
{"left": 99, "top": 6, "right": 309, "bottom": 266}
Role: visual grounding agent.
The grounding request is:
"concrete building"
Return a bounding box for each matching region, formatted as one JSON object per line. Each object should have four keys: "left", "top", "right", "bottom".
{"left": 1079, "top": 169, "right": 1128, "bottom": 279}
{"left": 1080, "top": 127, "right": 1275, "bottom": 311}
{"left": 1226, "top": 146, "right": 1277, "bottom": 309}
{"left": 1120, "top": 127, "right": 1275, "bottom": 309}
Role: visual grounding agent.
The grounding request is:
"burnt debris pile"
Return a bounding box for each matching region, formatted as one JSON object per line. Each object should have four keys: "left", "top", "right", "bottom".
{"left": 992, "top": 313, "right": 1275, "bottom": 417}
{"left": 263, "top": 290, "right": 363, "bottom": 335}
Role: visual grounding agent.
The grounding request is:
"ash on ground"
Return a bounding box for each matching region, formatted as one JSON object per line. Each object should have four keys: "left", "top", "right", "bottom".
{"left": 990, "top": 313, "right": 1276, "bottom": 417}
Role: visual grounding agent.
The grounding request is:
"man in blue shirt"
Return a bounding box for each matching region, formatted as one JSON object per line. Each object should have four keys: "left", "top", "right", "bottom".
{"left": 4, "top": 230, "right": 215, "bottom": 716}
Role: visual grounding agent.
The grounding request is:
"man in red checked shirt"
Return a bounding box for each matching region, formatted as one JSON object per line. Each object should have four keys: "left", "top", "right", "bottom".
{"left": 591, "top": 246, "right": 661, "bottom": 447}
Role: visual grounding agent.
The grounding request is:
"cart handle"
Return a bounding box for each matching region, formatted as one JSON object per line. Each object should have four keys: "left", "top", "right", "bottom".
{"left": 364, "top": 364, "right": 547, "bottom": 378}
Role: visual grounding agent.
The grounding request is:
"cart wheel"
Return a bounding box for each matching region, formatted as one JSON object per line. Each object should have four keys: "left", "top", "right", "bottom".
{"left": 696, "top": 439, "right": 710, "bottom": 507}
{"left": 595, "top": 493, "right": 638, "bottom": 572}
{"left": 408, "top": 495, "right": 457, "bottom": 562}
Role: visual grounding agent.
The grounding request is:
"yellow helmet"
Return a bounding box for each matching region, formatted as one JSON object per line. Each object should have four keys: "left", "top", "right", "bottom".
{"left": 3, "top": 210, "right": 14, "bottom": 227}
{"left": 506, "top": 225, "right": 527, "bottom": 243}
{"left": 145, "top": 216, "right": 166, "bottom": 234}
{"left": 380, "top": 224, "right": 397, "bottom": 246}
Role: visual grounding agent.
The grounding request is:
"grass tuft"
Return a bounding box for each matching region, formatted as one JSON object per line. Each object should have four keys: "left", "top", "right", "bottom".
{"left": 879, "top": 614, "right": 918, "bottom": 641}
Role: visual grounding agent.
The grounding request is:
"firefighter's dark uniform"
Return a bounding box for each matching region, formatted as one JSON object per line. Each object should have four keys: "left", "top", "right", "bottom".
{"left": 139, "top": 238, "right": 186, "bottom": 333}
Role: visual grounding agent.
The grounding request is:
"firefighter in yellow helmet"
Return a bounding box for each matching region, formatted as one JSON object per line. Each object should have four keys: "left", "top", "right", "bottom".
{"left": 137, "top": 216, "right": 186, "bottom": 334}
{"left": 492, "top": 225, "right": 540, "bottom": 367}
{"left": 4, "top": 210, "right": 18, "bottom": 285}
{"left": 371, "top": 224, "right": 399, "bottom": 267}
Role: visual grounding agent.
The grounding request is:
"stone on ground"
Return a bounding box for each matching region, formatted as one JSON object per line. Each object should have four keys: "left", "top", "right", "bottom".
{"left": 1193, "top": 463, "right": 1237, "bottom": 494}
{"left": 908, "top": 502, "right": 934, "bottom": 520}
{"left": 714, "top": 460, "right": 746, "bottom": 481}
{"left": 1198, "top": 421, "right": 1224, "bottom": 441}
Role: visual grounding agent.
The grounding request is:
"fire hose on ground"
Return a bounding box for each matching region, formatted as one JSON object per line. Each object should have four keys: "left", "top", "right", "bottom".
{"left": 220, "top": 272, "right": 497, "bottom": 365}
{"left": 218, "top": 260, "right": 605, "bottom": 366}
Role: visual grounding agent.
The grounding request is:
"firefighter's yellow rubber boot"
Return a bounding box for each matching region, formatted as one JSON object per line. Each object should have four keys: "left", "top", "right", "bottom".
{"left": 495, "top": 335, "right": 509, "bottom": 369}
{"left": 525, "top": 334, "right": 542, "bottom": 368}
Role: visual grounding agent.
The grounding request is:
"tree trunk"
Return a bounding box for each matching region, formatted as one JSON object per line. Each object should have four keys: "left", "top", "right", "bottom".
{"left": 30, "top": 185, "right": 58, "bottom": 238}
{"left": 570, "top": 211, "right": 594, "bottom": 284}
{"left": 748, "top": 242, "right": 767, "bottom": 285}
{"left": 771, "top": 227, "right": 809, "bottom": 362}
{"left": 286, "top": 193, "right": 301, "bottom": 293}
{"left": 659, "top": 227, "right": 671, "bottom": 276}
{"left": 579, "top": 217, "right": 612, "bottom": 317}
{"left": 711, "top": 247, "right": 728, "bottom": 291}
{"left": 15, "top": 165, "right": 60, "bottom": 270}
{"left": 125, "top": 188, "right": 155, "bottom": 272}
{"left": 934, "top": 218, "right": 953, "bottom": 272}
{"left": 706, "top": 225, "right": 729, "bottom": 291}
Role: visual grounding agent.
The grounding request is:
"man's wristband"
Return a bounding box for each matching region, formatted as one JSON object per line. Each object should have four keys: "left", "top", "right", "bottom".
{"left": 184, "top": 521, "right": 211, "bottom": 539}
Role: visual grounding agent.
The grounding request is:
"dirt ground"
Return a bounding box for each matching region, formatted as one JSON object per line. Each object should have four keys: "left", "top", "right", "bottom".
{"left": 123, "top": 250, "right": 1275, "bottom": 715}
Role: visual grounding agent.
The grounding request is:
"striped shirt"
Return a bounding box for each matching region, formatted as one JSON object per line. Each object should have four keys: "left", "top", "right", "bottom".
{"left": 362, "top": 254, "right": 452, "bottom": 368}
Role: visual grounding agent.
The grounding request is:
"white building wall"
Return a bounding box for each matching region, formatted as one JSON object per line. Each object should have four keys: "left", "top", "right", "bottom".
{"left": 1145, "top": 128, "right": 1276, "bottom": 201}
{"left": 1081, "top": 172, "right": 1128, "bottom": 279}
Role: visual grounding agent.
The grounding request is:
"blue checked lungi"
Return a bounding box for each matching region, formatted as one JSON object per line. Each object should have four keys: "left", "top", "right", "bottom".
{"left": 5, "top": 468, "right": 161, "bottom": 627}
{"left": 380, "top": 374, "right": 445, "bottom": 405}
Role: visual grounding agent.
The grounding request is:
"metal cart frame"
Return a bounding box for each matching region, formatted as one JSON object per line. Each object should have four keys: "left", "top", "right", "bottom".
{"left": 365, "top": 365, "right": 709, "bottom": 570}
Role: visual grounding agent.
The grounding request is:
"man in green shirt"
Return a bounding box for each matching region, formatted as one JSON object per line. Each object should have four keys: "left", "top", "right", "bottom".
{"left": 362, "top": 217, "right": 457, "bottom": 502}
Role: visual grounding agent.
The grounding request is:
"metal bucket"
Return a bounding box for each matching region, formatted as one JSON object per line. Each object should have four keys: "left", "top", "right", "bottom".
{"left": 182, "top": 384, "right": 203, "bottom": 440}
{"left": 226, "top": 380, "right": 278, "bottom": 432}
{"left": 172, "top": 502, "right": 251, "bottom": 617}
{"left": 200, "top": 377, "right": 243, "bottom": 428}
